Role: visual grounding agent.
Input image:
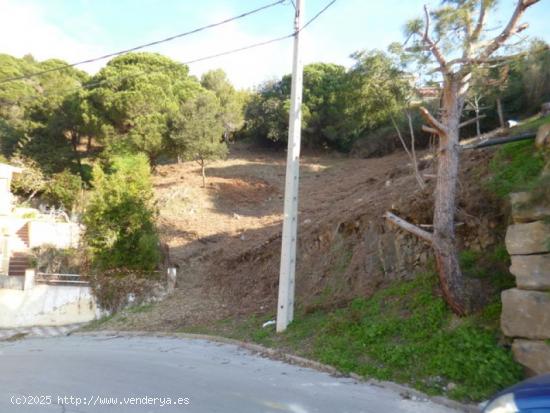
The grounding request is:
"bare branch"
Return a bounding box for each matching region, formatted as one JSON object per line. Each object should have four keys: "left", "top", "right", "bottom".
{"left": 422, "top": 125, "right": 438, "bottom": 134}
{"left": 391, "top": 115, "right": 413, "bottom": 159}
{"left": 384, "top": 211, "right": 434, "bottom": 244}
{"left": 422, "top": 5, "right": 449, "bottom": 73}
{"left": 419, "top": 106, "right": 447, "bottom": 136}
{"left": 471, "top": 0, "right": 488, "bottom": 43}
{"left": 478, "top": 0, "right": 540, "bottom": 62}
{"left": 423, "top": 4, "right": 431, "bottom": 41}
{"left": 459, "top": 115, "right": 486, "bottom": 128}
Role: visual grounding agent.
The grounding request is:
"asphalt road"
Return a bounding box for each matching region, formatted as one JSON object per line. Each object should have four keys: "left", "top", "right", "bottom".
{"left": 0, "top": 334, "right": 460, "bottom": 413}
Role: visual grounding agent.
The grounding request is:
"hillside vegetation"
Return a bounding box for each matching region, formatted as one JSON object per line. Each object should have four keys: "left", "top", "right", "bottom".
{"left": 2, "top": 0, "right": 550, "bottom": 404}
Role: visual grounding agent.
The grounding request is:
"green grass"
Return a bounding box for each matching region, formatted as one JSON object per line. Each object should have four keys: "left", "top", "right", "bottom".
{"left": 459, "top": 245, "right": 516, "bottom": 292}
{"left": 183, "top": 270, "right": 521, "bottom": 403}
{"left": 511, "top": 114, "right": 550, "bottom": 134}
{"left": 488, "top": 140, "right": 545, "bottom": 197}
{"left": 487, "top": 115, "right": 549, "bottom": 198}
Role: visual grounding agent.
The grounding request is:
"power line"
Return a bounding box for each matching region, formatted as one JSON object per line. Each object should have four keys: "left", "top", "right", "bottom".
{"left": 163, "top": 0, "right": 338, "bottom": 66}
{"left": 0, "top": 0, "right": 286, "bottom": 85}
{"left": 1, "top": 0, "right": 337, "bottom": 101}
{"left": 300, "top": 0, "right": 335, "bottom": 32}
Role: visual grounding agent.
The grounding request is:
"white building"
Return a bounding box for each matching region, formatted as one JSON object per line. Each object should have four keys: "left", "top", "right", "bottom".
{"left": 0, "top": 162, "right": 98, "bottom": 328}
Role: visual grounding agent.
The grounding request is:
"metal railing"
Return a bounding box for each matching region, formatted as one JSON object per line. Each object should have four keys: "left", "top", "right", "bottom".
{"left": 35, "top": 272, "right": 89, "bottom": 285}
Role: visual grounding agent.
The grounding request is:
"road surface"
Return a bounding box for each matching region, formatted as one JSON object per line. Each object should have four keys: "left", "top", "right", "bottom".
{"left": 0, "top": 334, "right": 461, "bottom": 413}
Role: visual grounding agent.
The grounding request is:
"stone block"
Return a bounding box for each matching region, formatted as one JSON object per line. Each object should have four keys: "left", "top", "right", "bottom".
{"left": 512, "top": 339, "right": 550, "bottom": 375}
{"left": 535, "top": 123, "right": 550, "bottom": 150}
{"left": 510, "top": 192, "right": 550, "bottom": 223}
{"left": 501, "top": 288, "right": 550, "bottom": 339}
{"left": 506, "top": 221, "right": 550, "bottom": 255}
{"left": 510, "top": 254, "right": 550, "bottom": 290}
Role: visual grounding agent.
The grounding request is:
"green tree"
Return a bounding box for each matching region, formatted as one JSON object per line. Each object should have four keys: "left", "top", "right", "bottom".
{"left": 83, "top": 154, "right": 160, "bottom": 271}
{"left": 88, "top": 52, "right": 202, "bottom": 165}
{"left": 0, "top": 55, "right": 90, "bottom": 174}
{"left": 171, "top": 92, "right": 227, "bottom": 187}
{"left": 243, "top": 59, "right": 408, "bottom": 151}
{"left": 285, "top": 63, "right": 348, "bottom": 149}
{"left": 346, "top": 52, "right": 412, "bottom": 148}
{"left": 44, "top": 170, "right": 83, "bottom": 211}
{"left": 201, "top": 69, "right": 245, "bottom": 142}
{"left": 243, "top": 80, "right": 293, "bottom": 146}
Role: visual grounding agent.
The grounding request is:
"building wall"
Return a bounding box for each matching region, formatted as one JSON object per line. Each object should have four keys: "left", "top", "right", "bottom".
{"left": 0, "top": 177, "right": 10, "bottom": 215}
{"left": 28, "top": 221, "right": 81, "bottom": 249}
{"left": 0, "top": 284, "right": 100, "bottom": 328}
{"left": 0, "top": 275, "right": 24, "bottom": 290}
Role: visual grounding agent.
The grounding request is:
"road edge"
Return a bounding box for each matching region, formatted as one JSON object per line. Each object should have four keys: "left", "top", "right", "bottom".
{"left": 71, "top": 329, "right": 481, "bottom": 413}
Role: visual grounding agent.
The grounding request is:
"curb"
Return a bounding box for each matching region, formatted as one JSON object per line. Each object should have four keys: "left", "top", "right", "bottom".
{"left": 72, "top": 329, "right": 481, "bottom": 413}
{"left": 0, "top": 324, "right": 84, "bottom": 341}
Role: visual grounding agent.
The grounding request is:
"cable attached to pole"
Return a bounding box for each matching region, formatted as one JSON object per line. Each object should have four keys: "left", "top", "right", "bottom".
{"left": 0, "top": 0, "right": 286, "bottom": 85}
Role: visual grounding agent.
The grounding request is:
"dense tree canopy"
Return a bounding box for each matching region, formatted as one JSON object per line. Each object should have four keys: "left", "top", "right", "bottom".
{"left": 0, "top": 54, "right": 89, "bottom": 171}
{"left": 0, "top": 38, "right": 547, "bottom": 209}
{"left": 87, "top": 52, "right": 203, "bottom": 165}
{"left": 242, "top": 57, "right": 413, "bottom": 151}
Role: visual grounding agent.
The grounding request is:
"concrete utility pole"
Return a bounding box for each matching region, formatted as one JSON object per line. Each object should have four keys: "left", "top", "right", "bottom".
{"left": 276, "top": 0, "right": 304, "bottom": 333}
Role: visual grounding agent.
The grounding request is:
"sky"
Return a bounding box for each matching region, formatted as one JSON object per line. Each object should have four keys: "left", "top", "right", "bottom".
{"left": 0, "top": 0, "right": 549, "bottom": 89}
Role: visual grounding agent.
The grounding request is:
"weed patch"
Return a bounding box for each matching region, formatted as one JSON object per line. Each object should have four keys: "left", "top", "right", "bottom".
{"left": 193, "top": 272, "right": 522, "bottom": 402}
{"left": 487, "top": 115, "right": 550, "bottom": 198}
{"left": 488, "top": 140, "right": 545, "bottom": 197}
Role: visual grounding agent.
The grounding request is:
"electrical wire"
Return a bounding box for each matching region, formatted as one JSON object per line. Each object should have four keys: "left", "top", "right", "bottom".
{"left": 299, "top": 0, "right": 336, "bottom": 32}
{"left": 0, "top": 0, "right": 286, "bottom": 85}
{"left": 182, "top": 0, "right": 337, "bottom": 65}
{"left": 0, "top": 0, "right": 337, "bottom": 102}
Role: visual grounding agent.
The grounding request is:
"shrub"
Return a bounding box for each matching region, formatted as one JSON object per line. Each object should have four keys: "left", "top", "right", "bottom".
{"left": 9, "top": 156, "right": 47, "bottom": 201}
{"left": 30, "top": 244, "right": 82, "bottom": 274}
{"left": 83, "top": 154, "right": 160, "bottom": 272}
{"left": 89, "top": 269, "right": 163, "bottom": 312}
{"left": 44, "top": 170, "right": 83, "bottom": 211}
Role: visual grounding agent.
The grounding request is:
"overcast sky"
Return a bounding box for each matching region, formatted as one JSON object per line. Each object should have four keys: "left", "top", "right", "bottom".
{"left": 1, "top": 0, "right": 549, "bottom": 89}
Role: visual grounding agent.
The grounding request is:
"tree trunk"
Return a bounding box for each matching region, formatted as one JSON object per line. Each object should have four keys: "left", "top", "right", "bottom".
{"left": 432, "top": 75, "right": 469, "bottom": 316}
{"left": 71, "top": 131, "right": 85, "bottom": 182}
{"left": 496, "top": 97, "right": 505, "bottom": 128}
{"left": 148, "top": 153, "right": 158, "bottom": 171}
{"left": 87, "top": 135, "right": 93, "bottom": 153}
{"left": 201, "top": 161, "right": 206, "bottom": 188}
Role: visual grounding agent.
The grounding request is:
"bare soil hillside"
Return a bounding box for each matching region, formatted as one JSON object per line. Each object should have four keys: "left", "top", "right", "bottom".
{"left": 102, "top": 144, "right": 502, "bottom": 331}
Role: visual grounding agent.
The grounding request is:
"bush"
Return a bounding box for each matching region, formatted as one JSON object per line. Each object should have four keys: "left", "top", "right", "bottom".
{"left": 83, "top": 154, "right": 160, "bottom": 272}
{"left": 9, "top": 156, "right": 47, "bottom": 201}
{"left": 89, "top": 269, "right": 163, "bottom": 312}
{"left": 45, "top": 170, "right": 83, "bottom": 211}
{"left": 30, "top": 244, "right": 83, "bottom": 274}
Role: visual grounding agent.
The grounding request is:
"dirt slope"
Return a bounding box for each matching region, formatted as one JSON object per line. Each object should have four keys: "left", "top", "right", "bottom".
{"left": 102, "top": 144, "right": 501, "bottom": 331}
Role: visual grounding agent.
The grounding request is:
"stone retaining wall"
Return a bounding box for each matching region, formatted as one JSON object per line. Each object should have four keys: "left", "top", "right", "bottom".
{"left": 501, "top": 124, "right": 550, "bottom": 375}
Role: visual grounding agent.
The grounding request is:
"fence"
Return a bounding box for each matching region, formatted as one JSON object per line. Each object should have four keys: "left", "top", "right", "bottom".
{"left": 35, "top": 272, "right": 88, "bottom": 285}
